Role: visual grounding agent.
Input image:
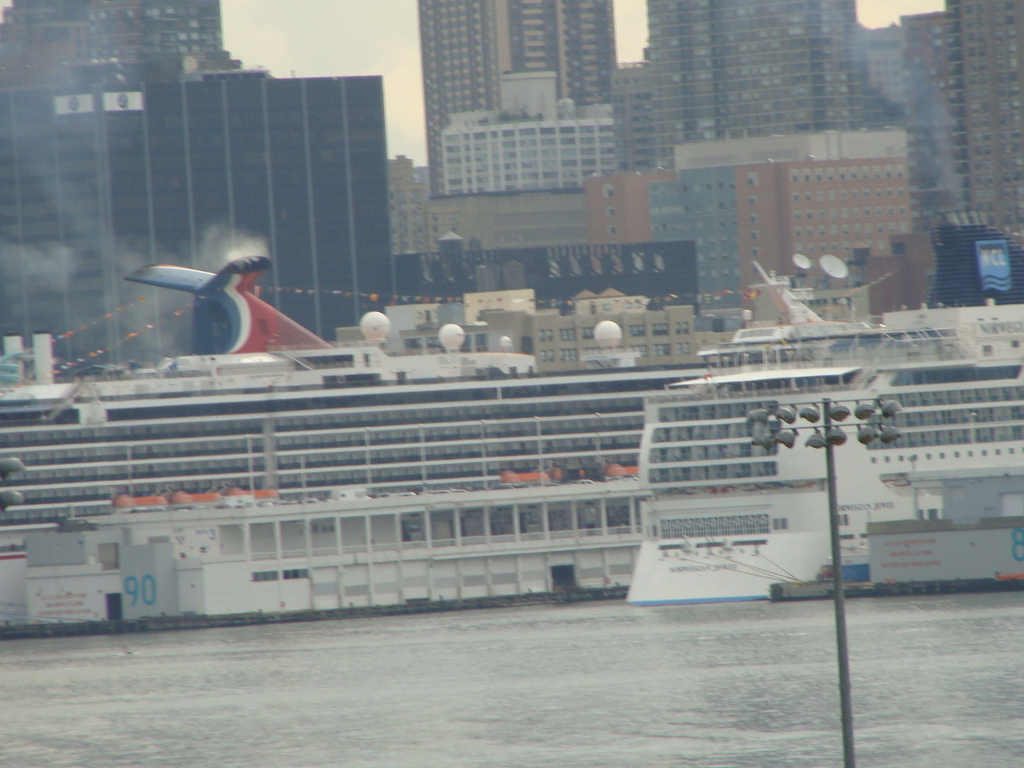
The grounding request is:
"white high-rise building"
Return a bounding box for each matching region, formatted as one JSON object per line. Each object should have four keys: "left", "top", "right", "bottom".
{"left": 441, "top": 74, "right": 616, "bottom": 196}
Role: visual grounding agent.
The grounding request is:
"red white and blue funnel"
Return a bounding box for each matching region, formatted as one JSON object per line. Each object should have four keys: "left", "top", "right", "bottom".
{"left": 126, "top": 255, "right": 331, "bottom": 355}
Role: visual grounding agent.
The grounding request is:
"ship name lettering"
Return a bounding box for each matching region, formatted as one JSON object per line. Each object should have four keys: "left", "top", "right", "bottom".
{"left": 880, "top": 560, "right": 943, "bottom": 568}
{"left": 838, "top": 501, "right": 895, "bottom": 512}
{"left": 979, "top": 320, "right": 1024, "bottom": 335}
{"left": 882, "top": 538, "right": 936, "bottom": 547}
{"left": 668, "top": 564, "right": 738, "bottom": 573}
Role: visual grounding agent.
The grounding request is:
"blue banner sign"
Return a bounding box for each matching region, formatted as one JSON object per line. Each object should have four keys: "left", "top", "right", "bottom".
{"left": 976, "top": 239, "right": 1011, "bottom": 291}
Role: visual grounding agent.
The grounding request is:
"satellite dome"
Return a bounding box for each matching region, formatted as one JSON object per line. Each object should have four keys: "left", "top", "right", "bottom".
{"left": 499, "top": 335, "right": 513, "bottom": 352}
{"left": 438, "top": 323, "right": 466, "bottom": 352}
{"left": 594, "top": 320, "right": 622, "bottom": 348}
{"left": 359, "top": 311, "right": 391, "bottom": 341}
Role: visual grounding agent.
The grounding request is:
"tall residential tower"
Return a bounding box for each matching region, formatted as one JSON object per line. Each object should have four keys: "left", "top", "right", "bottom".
{"left": 946, "top": 0, "right": 1024, "bottom": 231}
{"left": 418, "top": 0, "right": 616, "bottom": 194}
{"left": 0, "top": 0, "right": 237, "bottom": 90}
{"left": 645, "top": 0, "right": 865, "bottom": 168}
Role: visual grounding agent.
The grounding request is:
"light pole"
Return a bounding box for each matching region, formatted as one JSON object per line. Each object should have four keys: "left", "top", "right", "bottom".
{"left": 749, "top": 396, "right": 902, "bottom": 768}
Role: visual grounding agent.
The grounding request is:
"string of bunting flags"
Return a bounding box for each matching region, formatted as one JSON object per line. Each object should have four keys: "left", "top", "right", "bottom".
{"left": 700, "top": 289, "right": 760, "bottom": 303}
{"left": 55, "top": 301, "right": 192, "bottom": 372}
{"left": 57, "top": 295, "right": 151, "bottom": 340}
{"left": 259, "top": 284, "right": 691, "bottom": 308}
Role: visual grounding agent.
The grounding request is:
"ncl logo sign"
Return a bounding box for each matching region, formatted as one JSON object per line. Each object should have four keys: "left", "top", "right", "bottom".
{"left": 976, "top": 239, "right": 1011, "bottom": 291}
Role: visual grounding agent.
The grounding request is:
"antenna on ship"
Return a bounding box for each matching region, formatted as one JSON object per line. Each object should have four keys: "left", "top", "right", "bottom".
{"left": 820, "top": 254, "right": 850, "bottom": 281}
{"left": 751, "top": 260, "right": 823, "bottom": 325}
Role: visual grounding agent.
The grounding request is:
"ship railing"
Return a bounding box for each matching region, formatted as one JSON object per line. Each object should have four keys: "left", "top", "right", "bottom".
{"left": 705, "top": 336, "right": 971, "bottom": 376}
{"left": 653, "top": 381, "right": 859, "bottom": 403}
{"left": 230, "top": 523, "right": 643, "bottom": 560}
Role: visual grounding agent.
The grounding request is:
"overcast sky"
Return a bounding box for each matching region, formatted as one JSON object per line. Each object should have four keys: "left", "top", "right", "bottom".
{"left": 3, "top": 1, "right": 943, "bottom": 165}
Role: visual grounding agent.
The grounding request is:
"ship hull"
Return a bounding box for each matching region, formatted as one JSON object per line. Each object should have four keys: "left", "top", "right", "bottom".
{"left": 627, "top": 531, "right": 829, "bottom": 605}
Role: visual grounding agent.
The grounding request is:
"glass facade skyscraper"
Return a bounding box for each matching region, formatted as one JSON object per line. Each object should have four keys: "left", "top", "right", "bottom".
{"left": 0, "top": 74, "right": 391, "bottom": 362}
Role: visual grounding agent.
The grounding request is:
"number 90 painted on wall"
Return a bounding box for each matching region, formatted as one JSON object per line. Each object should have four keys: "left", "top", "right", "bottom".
{"left": 124, "top": 574, "right": 157, "bottom": 606}
{"left": 1013, "top": 529, "right": 1024, "bottom": 562}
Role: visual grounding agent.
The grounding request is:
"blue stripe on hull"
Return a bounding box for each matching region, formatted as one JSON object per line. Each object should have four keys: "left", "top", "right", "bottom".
{"left": 628, "top": 595, "right": 768, "bottom": 606}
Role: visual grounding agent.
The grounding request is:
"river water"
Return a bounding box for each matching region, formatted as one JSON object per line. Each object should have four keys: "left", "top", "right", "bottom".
{"left": 1, "top": 594, "right": 1022, "bottom": 767}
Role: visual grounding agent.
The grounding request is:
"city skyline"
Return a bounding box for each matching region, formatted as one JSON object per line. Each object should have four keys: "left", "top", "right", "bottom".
{"left": 215, "top": 0, "right": 939, "bottom": 165}
{"left": 0, "top": 0, "right": 943, "bottom": 164}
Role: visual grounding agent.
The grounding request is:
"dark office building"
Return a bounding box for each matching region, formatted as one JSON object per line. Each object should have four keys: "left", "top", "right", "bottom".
{"left": 394, "top": 240, "right": 697, "bottom": 306}
{"left": 0, "top": 74, "right": 391, "bottom": 361}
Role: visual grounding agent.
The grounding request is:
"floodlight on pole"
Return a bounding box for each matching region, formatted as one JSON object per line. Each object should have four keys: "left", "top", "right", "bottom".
{"left": 747, "top": 408, "right": 770, "bottom": 424}
{"left": 829, "top": 403, "right": 852, "bottom": 422}
{"left": 857, "top": 425, "right": 880, "bottom": 445}
{"left": 799, "top": 405, "right": 821, "bottom": 423}
{"left": 774, "top": 429, "right": 797, "bottom": 449}
{"left": 880, "top": 399, "right": 902, "bottom": 418}
{"left": 805, "top": 429, "right": 827, "bottom": 449}
{"left": 879, "top": 425, "right": 903, "bottom": 444}
{"left": 0, "top": 456, "right": 25, "bottom": 513}
{"left": 752, "top": 430, "right": 775, "bottom": 451}
{"left": 775, "top": 405, "right": 797, "bottom": 424}
{"left": 747, "top": 395, "right": 903, "bottom": 768}
{"left": 826, "top": 426, "right": 848, "bottom": 446}
{"left": 853, "top": 402, "right": 876, "bottom": 421}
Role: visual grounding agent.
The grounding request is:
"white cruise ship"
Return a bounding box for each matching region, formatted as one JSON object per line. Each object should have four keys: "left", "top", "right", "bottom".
{"left": 628, "top": 220, "right": 1024, "bottom": 605}
{"left": 1, "top": 255, "right": 698, "bottom": 620}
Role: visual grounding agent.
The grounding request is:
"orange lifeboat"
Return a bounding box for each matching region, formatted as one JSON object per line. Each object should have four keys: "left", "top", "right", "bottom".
{"left": 190, "top": 492, "right": 224, "bottom": 503}
{"left": 112, "top": 494, "right": 168, "bottom": 509}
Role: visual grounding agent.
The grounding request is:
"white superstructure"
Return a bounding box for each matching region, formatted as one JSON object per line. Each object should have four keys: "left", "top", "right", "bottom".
{"left": 628, "top": 288, "right": 1024, "bottom": 604}
{"left": 1, "top": 320, "right": 705, "bottom": 620}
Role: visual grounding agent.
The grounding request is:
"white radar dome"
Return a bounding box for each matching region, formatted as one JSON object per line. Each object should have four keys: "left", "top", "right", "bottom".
{"left": 438, "top": 323, "right": 466, "bottom": 352}
{"left": 499, "top": 335, "right": 513, "bottom": 352}
{"left": 594, "top": 320, "right": 622, "bottom": 348}
{"left": 359, "top": 311, "right": 391, "bottom": 342}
